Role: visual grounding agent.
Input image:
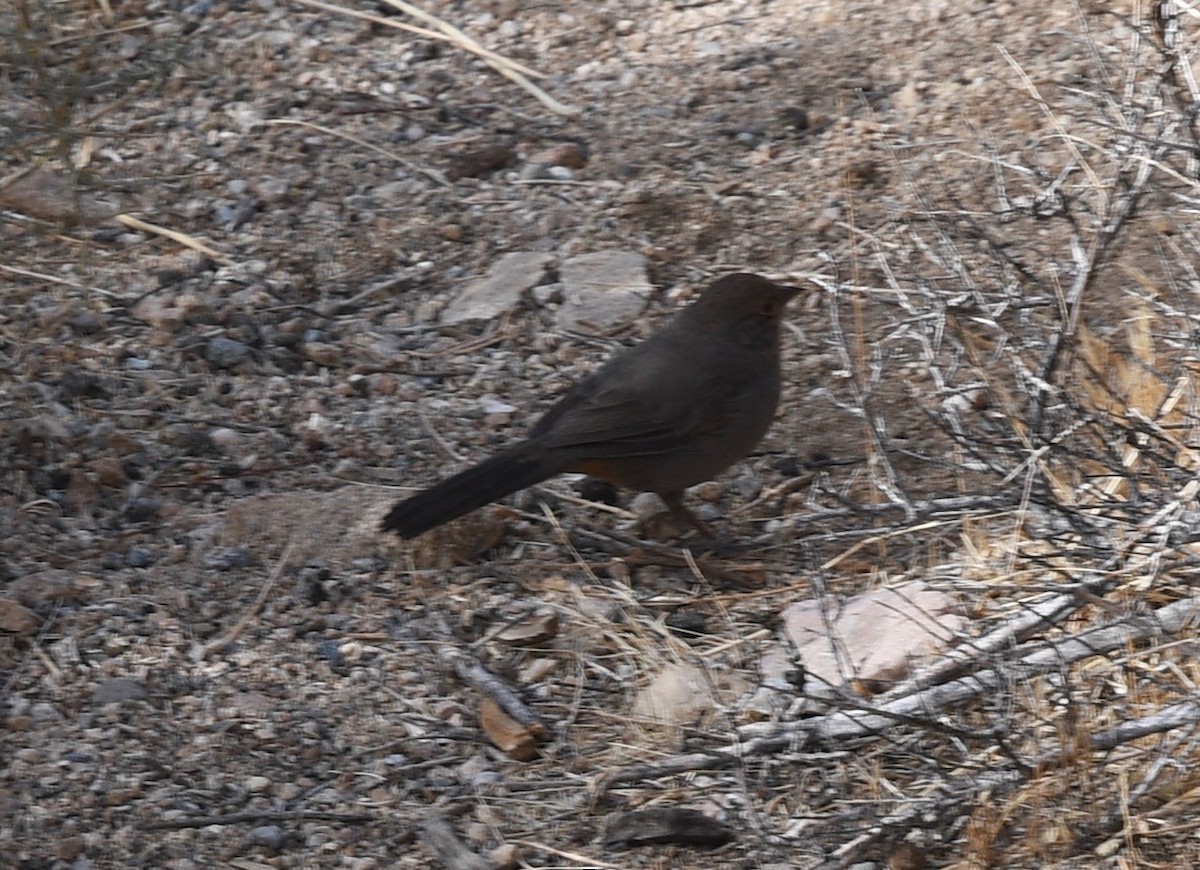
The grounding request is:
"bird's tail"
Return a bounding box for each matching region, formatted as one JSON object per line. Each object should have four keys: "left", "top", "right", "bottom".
{"left": 381, "top": 443, "right": 559, "bottom": 538}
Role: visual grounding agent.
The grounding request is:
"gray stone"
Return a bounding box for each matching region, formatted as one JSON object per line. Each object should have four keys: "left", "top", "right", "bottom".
{"left": 249, "top": 825, "right": 286, "bottom": 850}
{"left": 556, "top": 250, "right": 651, "bottom": 331}
{"left": 441, "top": 252, "right": 555, "bottom": 324}
{"left": 92, "top": 678, "right": 147, "bottom": 706}
{"left": 205, "top": 336, "right": 251, "bottom": 368}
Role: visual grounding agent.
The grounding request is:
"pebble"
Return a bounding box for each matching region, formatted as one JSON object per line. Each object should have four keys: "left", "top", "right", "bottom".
{"left": 518, "top": 162, "right": 554, "bottom": 181}
{"left": 777, "top": 105, "right": 809, "bottom": 133}
{"left": 208, "top": 427, "right": 241, "bottom": 453}
{"left": 92, "top": 678, "right": 147, "bottom": 705}
{"left": 524, "top": 142, "right": 587, "bottom": 168}
{"left": 629, "top": 492, "right": 663, "bottom": 521}
{"left": 122, "top": 497, "right": 160, "bottom": 522}
{"left": 70, "top": 310, "right": 104, "bottom": 334}
{"left": 489, "top": 844, "right": 520, "bottom": 870}
{"left": 207, "top": 547, "right": 253, "bottom": 570}
{"left": 205, "top": 336, "right": 252, "bottom": 369}
{"left": 249, "top": 825, "right": 286, "bottom": 851}
{"left": 254, "top": 176, "right": 289, "bottom": 201}
{"left": 480, "top": 398, "right": 517, "bottom": 415}
{"left": 126, "top": 548, "right": 155, "bottom": 568}
{"left": 317, "top": 639, "right": 343, "bottom": 666}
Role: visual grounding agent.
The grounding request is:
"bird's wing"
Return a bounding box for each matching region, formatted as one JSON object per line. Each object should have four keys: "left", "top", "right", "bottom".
{"left": 531, "top": 336, "right": 743, "bottom": 458}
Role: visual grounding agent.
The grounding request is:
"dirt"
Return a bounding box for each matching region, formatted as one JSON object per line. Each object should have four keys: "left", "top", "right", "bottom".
{"left": 3, "top": 0, "right": 1200, "bottom": 867}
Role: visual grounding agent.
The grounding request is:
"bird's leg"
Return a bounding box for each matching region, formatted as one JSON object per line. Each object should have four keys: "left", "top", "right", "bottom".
{"left": 659, "top": 492, "right": 759, "bottom": 556}
{"left": 659, "top": 492, "right": 716, "bottom": 539}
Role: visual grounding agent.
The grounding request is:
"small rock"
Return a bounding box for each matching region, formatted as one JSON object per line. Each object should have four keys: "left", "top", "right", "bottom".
{"left": 126, "top": 548, "right": 155, "bottom": 568}
{"left": 87, "top": 456, "right": 127, "bottom": 487}
{"left": 7, "top": 569, "right": 92, "bottom": 607}
{"left": 893, "top": 79, "right": 924, "bottom": 115}
{"left": 209, "top": 427, "right": 241, "bottom": 453}
{"left": 92, "top": 677, "right": 147, "bottom": 705}
{"left": 0, "top": 599, "right": 39, "bottom": 636}
{"left": 205, "top": 336, "right": 252, "bottom": 369}
{"left": 629, "top": 492, "right": 663, "bottom": 522}
{"left": 59, "top": 368, "right": 109, "bottom": 399}
{"left": 245, "top": 775, "right": 272, "bottom": 794}
{"left": 441, "top": 252, "right": 555, "bottom": 324}
{"left": 303, "top": 342, "right": 341, "bottom": 366}
{"left": 159, "top": 423, "right": 215, "bottom": 455}
{"left": 480, "top": 397, "right": 517, "bottom": 416}
{"left": 122, "top": 497, "right": 160, "bottom": 523}
{"left": 524, "top": 142, "right": 587, "bottom": 169}
{"left": 316, "top": 639, "right": 343, "bottom": 666}
{"left": 556, "top": 250, "right": 651, "bottom": 331}
{"left": 446, "top": 143, "right": 516, "bottom": 181}
{"left": 254, "top": 177, "right": 290, "bottom": 202}
{"left": 518, "top": 163, "right": 554, "bottom": 181}
{"left": 70, "top": 310, "right": 104, "bottom": 334}
{"left": 54, "top": 836, "right": 85, "bottom": 862}
{"left": 207, "top": 547, "right": 252, "bottom": 570}
{"left": 456, "top": 755, "right": 496, "bottom": 787}
{"left": 372, "top": 180, "right": 416, "bottom": 204}
{"left": 414, "top": 299, "right": 441, "bottom": 322}
{"left": 30, "top": 701, "right": 60, "bottom": 722}
{"left": 777, "top": 106, "right": 809, "bottom": 134}
{"left": 489, "top": 843, "right": 520, "bottom": 870}
{"left": 249, "top": 825, "right": 286, "bottom": 851}
{"left": 632, "top": 663, "right": 749, "bottom": 727}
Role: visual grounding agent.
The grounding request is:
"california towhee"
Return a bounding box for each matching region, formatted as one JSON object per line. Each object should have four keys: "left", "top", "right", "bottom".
{"left": 381, "top": 272, "right": 798, "bottom": 539}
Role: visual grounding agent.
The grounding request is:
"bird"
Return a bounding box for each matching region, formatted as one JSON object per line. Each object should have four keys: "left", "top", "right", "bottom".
{"left": 381, "top": 272, "right": 799, "bottom": 539}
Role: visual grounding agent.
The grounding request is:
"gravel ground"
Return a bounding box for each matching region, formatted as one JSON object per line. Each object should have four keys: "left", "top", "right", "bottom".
{"left": 4, "top": 1, "right": 1200, "bottom": 867}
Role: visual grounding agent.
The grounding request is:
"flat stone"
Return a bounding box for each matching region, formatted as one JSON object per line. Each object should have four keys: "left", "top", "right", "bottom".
{"left": 440, "top": 252, "right": 555, "bottom": 324}
{"left": 0, "top": 599, "right": 39, "bottom": 636}
{"left": 205, "top": 336, "right": 251, "bottom": 369}
{"left": 556, "top": 250, "right": 651, "bottom": 331}
{"left": 92, "top": 677, "right": 147, "bottom": 706}
{"left": 781, "top": 580, "right": 967, "bottom": 697}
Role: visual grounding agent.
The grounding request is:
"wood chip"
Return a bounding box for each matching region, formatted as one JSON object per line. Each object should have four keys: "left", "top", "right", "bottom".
{"left": 479, "top": 698, "right": 540, "bottom": 761}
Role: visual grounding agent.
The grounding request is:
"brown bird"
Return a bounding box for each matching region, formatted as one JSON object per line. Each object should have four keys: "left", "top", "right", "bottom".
{"left": 381, "top": 272, "right": 799, "bottom": 539}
